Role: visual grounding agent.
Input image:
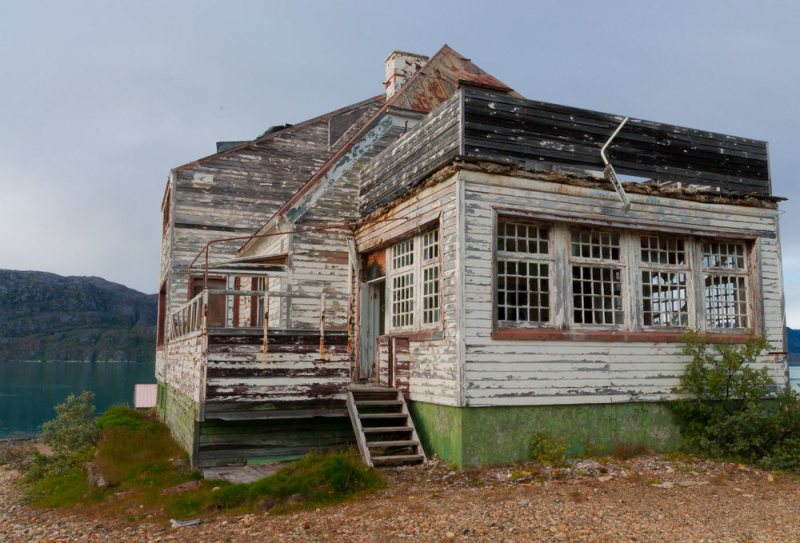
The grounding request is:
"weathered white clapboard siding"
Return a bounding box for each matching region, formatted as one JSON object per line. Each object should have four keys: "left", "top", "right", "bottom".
{"left": 204, "top": 334, "right": 351, "bottom": 405}
{"left": 155, "top": 349, "right": 167, "bottom": 382}
{"left": 245, "top": 225, "right": 289, "bottom": 259}
{"left": 286, "top": 228, "right": 351, "bottom": 329}
{"left": 356, "top": 174, "right": 461, "bottom": 406}
{"left": 160, "top": 98, "right": 381, "bottom": 320}
{"left": 165, "top": 333, "right": 207, "bottom": 405}
{"left": 458, "top": 169, "right": 786, "bottom": 407}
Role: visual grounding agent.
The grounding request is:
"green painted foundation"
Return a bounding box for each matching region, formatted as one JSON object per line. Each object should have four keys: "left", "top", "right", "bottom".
{"left": 409, "top": 401, "right": 683, "bottom": 467}
{"left": 155, "top": 380, "right": 199, "bottom": 459}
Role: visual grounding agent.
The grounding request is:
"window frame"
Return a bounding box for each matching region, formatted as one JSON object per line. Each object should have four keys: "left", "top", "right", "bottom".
{"left": 389, "top": 238, "right": 416, "bottom": 331}
{"left": 699, "top": 239, "right": 752, "bottom": 332}
{"left": 494, "top": 217, "right": 555, "bottom": 329}
{"left": 567, "top": 226, "right": 629, "bottom": 331}
{"left": 491, "top": 210, "right": 759, "bottom": 341}
{"left": 386, "top": 227, "right": 444, "bottom": 334}
{"left": 638, "top": 234, "right": 696, "bottom": 332}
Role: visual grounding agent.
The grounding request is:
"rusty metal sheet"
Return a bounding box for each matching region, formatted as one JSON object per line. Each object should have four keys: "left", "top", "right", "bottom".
{"left": 388, "top": 44, "right": 519, "bottom": 113}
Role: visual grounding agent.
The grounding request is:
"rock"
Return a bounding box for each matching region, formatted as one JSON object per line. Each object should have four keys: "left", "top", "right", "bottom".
{"left": 445, "top": 531, "right": 455, "bottom": 539}
{"left": 677, "top": 480, "right": 709, "bottom": 487}
{"left": 85, "top": 462, "right": 109, "bottom": 489}
{"left": 650, "top": 481, "right": 674, "bottom": 489}
{"left": 161, "top": 480, "right": 202, "bottom": 495}
{"left": 168, "top": 457, "right": 187, "bottom": 469}
{"left": 597, "top": 475, "right": 613, "bottom": 482}
{"left": 286, "top": 493, "right": 305, "bottom": 505}
{"left": 767, "top": 473, "right": 775, "bottom": 483}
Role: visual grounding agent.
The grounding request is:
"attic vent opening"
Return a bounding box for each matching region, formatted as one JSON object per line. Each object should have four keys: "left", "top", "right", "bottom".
{"left": 600, "top": 117, "right": 632, "bottom": 212}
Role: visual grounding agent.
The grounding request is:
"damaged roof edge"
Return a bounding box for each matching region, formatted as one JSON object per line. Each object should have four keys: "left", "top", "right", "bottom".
{"left": 170, "top": 94, "right": 384, "bottom": 174}
{"left": 238, "top": 44, "right": 515, "bottom": 255}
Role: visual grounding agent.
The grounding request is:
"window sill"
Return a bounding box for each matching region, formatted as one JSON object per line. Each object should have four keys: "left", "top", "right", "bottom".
{"left": 491, "top": 328, "right": 752, "bottom": 343}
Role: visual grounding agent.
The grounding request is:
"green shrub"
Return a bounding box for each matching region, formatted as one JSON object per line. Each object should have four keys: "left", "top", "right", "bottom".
{"left": 28, "top": 392, "right": 99, "bottom": 481}
{"left": 40, "top": 392, "right": 99, "bottom": 457}
{"left": 670, "top": 333, "right": 800, "bottom": 471}
{"left": 529, "top": 432, "right": 567, "bottom": 466}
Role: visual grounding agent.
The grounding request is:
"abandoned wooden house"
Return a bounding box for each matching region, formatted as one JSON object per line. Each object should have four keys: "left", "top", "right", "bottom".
{"left": 156, "top": 45, "right": 787, "bottom": 468}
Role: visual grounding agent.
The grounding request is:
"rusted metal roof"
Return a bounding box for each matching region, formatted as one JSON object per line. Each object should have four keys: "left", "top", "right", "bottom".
{"left": 236, "top": 45, "right": 518, "bottom": 256}
{"left": 387, "top": 44, "right": 519, "bottom": 112}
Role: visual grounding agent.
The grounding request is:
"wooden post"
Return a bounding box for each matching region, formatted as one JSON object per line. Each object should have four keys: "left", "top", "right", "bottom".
{"left": 202, "top": 290, "right": 208, "bottom": 333}
{"left": 346, "top": 295, "right": 353, "bottom": 355}
{"left": 262, "top": 293, "right": 269, "bottom": 354}
{"left": 319, "top": 293, "right": 326, "bottom": 358}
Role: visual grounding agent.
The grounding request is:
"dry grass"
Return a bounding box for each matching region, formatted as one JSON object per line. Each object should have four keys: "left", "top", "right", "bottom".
{"left": 611, "top": 441, "right": 650, "bottom": 461}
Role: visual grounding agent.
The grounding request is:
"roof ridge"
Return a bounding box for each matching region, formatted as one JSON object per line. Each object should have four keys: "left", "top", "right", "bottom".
{"left": 236, "top": 44, "right": 514, "bottom": 255}
{"left": 171, "top": 94, "right": 384, "bottom": 173}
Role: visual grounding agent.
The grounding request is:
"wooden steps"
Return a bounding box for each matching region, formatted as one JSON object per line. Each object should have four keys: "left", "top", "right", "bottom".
{"left": 346, "top": 386, "right": 426, "bottom": 468}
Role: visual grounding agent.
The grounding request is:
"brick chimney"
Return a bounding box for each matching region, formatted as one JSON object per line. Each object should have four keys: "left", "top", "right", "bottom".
{"left": 384, "top": 51, "right": 429, "bottom": 99}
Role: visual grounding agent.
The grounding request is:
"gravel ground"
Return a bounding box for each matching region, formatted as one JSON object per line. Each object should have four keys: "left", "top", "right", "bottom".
{"left": 2, "top": 457, "right": 800, "bottom": 542}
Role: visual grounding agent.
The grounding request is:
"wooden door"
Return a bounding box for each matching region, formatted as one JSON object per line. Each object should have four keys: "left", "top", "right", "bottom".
{"left": 359, "top": 279, "right": 385, "bottom": 380}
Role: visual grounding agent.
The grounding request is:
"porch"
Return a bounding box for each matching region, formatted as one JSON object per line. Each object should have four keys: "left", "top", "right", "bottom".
{"left": 164, "top": 287, "right": 356, "bottom": 467}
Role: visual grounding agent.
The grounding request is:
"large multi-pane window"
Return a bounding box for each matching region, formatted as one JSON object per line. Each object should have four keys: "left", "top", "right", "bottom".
{"left": 389, "top": 229, "right": 441, "bottom": 331}
{"left": 640, "top": 236, "right": 690, "bottom": 327}
{"left": 493, "top": 217, "right": 754, "bottom": 333}
{"left": 570, "top": 229, "right": 624, "bottom": 326}
{"left": 421, "top": 230, "right": 441, "bottom": 325}
{"left": 390, "top": 239, "right": 415, "bottom": 328}
{"left": 703, "top": 241, "right": 749, "bottom": 329}
{"left": 496, "top": 220, "right": 552, "bottom": 324}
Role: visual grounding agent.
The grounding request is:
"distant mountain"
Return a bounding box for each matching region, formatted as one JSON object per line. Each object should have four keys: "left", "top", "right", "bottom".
{"left": 0, "top": 270, "right": 156, "bottom": 362}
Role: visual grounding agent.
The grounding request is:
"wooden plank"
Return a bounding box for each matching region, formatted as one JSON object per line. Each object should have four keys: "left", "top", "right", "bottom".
{"left": 461, "top": 87, "right": 771, "bottom": 194}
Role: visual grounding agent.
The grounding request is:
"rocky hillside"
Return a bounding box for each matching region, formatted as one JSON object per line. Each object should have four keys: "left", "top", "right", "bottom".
{"left": 0, "top": 270, "right": 156, "bottom": 362}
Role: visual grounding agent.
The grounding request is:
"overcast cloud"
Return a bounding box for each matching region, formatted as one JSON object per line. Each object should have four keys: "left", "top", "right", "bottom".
{"left": 1, "top": 0, "right": 799, "bottom": 323}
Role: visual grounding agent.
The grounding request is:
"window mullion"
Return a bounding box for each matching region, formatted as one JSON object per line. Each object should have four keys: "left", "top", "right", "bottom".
{"left": 414, "top": 235, "right": 422, "bottom": 329}
{"left": 692, "top": 239, "right": 707, "bottom": 333}
{"left": 553, "top": 225, "right": 568, "bottom": 329}
{"left": 627, "top": 232, "right": 641, "bottom": 331}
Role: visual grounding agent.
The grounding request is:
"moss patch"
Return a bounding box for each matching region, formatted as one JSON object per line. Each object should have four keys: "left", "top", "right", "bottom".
{"left": 22, "top": 407, "right": 383, "bottom": 521}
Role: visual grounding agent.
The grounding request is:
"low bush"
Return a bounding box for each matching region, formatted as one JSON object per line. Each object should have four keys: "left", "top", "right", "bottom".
{"left": 27, "top": 392, "right": 99, "bottom": 482}
{"left": 40, "top": 392, "right": 98, "bottom": 457}
{"left": 529, "top": 432, "right": 567, "bottom": 466}
{"left": 670, "top": 333, "right": 800, "bottom": 471}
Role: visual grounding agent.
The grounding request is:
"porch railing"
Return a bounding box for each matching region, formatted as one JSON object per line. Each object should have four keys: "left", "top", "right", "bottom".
{"left": 167, "top": 289, "right": 353, "bottom": 355}
{"left": 168, "top": 290, "right": 206, "bottom": 341}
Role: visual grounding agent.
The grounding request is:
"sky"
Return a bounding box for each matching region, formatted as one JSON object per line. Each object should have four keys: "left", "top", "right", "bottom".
{"left": 1, "top": 1, "right": 799, "bottom": 323}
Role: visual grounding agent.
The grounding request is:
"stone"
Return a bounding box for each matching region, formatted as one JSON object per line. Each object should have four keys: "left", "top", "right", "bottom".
{"left": 287, "top": 493, "right": 305, "bottom": 505}
{"left": 85, "top": 462, "right": 109, "bottom": 489}
{"left": 161, "top": 480, "right": 202, "bottom": 495}
{"left": 650, "top": 482, "right": 674, "bottom": 489}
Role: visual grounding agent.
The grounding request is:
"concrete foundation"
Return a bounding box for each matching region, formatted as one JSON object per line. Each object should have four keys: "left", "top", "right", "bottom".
{"left": 409, "top": 401, "right": 683, "bottom": 466}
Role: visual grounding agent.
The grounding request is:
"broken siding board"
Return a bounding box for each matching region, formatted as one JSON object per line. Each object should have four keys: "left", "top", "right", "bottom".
{"left": 460, "top": 169, "right": 785, "bottom": 406}
{"left": 461, "top": 87, "right": 771, "bottom": 194}
{"left": 205, "top": 332, "right": 351, "bottom": 405}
